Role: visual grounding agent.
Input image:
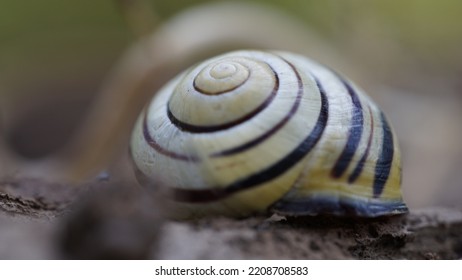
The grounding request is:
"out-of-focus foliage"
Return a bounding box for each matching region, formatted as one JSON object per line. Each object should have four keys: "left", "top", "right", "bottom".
{"left": 1, "top": 0, "right": 462, "bottom": 98}
{"left": 0, "top": 1, "right": 130, "bottom": 98}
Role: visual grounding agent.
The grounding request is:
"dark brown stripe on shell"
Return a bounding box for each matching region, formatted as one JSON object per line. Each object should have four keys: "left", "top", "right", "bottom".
{"left": 348, "top": 106, "right": 374, "bottom": 183}
{"left": 167, "top": 64, "right": 279, "bottom": 133}
{"left": 331, "top": 76, "right": 364, "bottom": 178}
{"left": 143, "top": 111, "right": 199, "bottom": 162}
{"left": 173, "top": 72, "right": 329, "bottom": 203}
{"left": 172, "top": 187, "right": 229, "bottom": 203}
{"left": 212, "top": 59, "right": 303, "bottom": 157}
{"left": 373, "top": 112, "right": 394, "bottom": 198}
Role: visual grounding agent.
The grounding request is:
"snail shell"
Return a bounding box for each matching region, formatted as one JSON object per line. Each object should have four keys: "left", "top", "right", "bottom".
{"left": 130, "top": 50, "right": 408, "bottom": 218}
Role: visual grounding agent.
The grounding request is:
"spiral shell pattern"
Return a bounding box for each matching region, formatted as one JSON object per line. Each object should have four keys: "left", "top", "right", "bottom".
{"left": 130, "top": 50, "right": 407, "bottom": 218}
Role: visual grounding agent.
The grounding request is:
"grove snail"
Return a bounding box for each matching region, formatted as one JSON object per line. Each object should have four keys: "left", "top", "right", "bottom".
{"left": 130, "top": 50, "right": 408, "bottom": 218}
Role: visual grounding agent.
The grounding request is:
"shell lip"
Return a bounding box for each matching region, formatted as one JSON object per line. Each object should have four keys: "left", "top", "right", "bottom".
{"left": 270, "top": 195, "right": 408, "bottom": 218}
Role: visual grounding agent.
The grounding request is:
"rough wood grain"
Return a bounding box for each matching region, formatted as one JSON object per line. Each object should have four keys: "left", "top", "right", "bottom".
{"left": 0, "top": 178, "right": 461, "bottom": 259}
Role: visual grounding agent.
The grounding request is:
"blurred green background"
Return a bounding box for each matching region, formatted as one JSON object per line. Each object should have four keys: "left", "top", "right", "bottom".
{"left": 2, "top": 0, "right": 462, "bottom": 98}
{"left": 1, "top": 0, "right": 462, "bottom": 209}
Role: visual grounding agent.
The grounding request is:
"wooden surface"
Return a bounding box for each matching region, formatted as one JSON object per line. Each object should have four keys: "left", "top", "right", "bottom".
{"left": 0, "top": 178, "right": 461, "bottom": 259}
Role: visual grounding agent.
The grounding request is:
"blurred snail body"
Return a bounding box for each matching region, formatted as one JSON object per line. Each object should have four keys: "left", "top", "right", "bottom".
{"left": 130, "top": 50, "right": 407, "bottom": 218}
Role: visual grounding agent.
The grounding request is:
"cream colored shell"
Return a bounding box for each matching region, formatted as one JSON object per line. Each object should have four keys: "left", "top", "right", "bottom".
{"left": 130, "top": 50, "right": 407, "bottom": 218}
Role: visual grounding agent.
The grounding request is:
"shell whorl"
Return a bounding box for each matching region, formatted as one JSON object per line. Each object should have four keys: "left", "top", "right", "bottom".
{"left": 130, "top": 50, "right": 407, "bottom": 218}
{"left": 168, "top": 55, "right": 279, "bottom": 132}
